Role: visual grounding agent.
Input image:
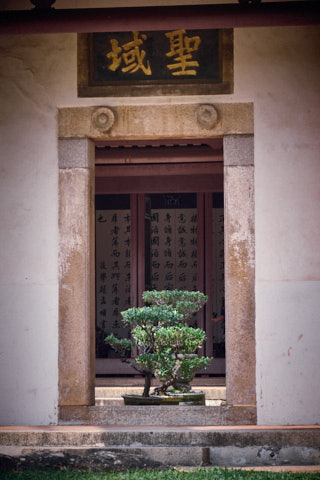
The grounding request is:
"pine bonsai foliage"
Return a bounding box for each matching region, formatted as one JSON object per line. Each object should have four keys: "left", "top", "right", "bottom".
{"left": 106, "top": 290, "right": 212, "bottom": 397}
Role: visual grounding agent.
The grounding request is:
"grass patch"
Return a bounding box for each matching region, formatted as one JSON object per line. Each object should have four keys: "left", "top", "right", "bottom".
{"left": 1, "top": 469, "right": 320, "bottom": 480}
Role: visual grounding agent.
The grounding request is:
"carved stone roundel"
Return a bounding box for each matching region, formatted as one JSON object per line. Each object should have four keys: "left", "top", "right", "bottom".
{"left": 92, "top": 107, "right": 115, "bottom": 132}
{"left": 196, "top": 104, "right": 218, "bottom": 129}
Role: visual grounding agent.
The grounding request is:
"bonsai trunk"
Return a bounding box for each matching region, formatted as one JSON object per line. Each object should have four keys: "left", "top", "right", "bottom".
{"left": 143, "top": 371, "right": 153, "bottom": 397}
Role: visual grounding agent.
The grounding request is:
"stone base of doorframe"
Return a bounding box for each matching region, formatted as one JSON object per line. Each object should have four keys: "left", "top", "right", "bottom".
{"left": 58, "top": 102, "right": 256, "bottom": 425}
{"left": 58, "top": 405, "right": 257, "bottom": 426}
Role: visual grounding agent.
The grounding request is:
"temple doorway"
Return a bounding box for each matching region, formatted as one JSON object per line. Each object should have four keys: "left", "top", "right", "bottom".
{"left": 94, "top": 141, "right": 226, "bottom": 376}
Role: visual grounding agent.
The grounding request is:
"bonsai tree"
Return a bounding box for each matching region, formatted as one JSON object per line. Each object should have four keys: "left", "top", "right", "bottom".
{"left": 143, "top": 290, "right": 211, "bottom": 394}
{"left": 106, "top": 290, "right": 212, "bottom": 398}
{"left": 143, "top": 289, "right": 208, "bottom": 324}
{"left": 106, "top": 304, "right": 183, "bottom": 397}
{"left": 151, "top": 323, "right": 211, "bottom": 395}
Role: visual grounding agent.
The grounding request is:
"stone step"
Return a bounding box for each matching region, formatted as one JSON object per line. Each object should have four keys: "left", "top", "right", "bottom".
{"left": 59, "top": 405, "right": 257, "bottom": 426}
{"left": 0, "top": 426, "right": 319, "bottom": 471}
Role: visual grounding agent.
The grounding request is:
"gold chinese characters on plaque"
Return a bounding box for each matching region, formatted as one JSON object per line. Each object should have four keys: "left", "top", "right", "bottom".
{"left": 78, "top": 29, "right": 233, "bottom": 97}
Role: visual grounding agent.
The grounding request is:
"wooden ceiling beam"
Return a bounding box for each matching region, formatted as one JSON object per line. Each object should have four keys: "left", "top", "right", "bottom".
{"left": 95, "top": 162, "right": 223, "bottom": 177}
{"left": 95, "top": 146, "right": 223, "bottom": 165}
{"left": 1, "top": 2, "right": 319, "bottom": 35}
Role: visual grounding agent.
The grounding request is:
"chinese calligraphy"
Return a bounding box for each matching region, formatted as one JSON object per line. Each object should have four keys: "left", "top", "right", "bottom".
{"left": 106, "top": 30, "right": 201, "bottom": 77}
{"left": 87, "top": 28, "right": 231, "bottom": 97}
{"left": 151, "top": 206, "right": 198, "bottom": 293}
{"left": 212, "top": 205, "right": 225, "bottom": 345}
{"left": 95, "top": 207, "right": 131, "bottom": 357}
{"left": 165, "top": 30, "right": 201, "bottom": 76}
{"left": 95, "top": 196, "right": 225, "bottom": 356}
{"left": 106, "top": 31, "right": 152, "bottom": 75}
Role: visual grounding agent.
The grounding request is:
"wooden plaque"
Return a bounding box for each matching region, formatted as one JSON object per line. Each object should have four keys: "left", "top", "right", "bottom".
{"left": 78, "top": 29, "right": 233, "bottom": 97}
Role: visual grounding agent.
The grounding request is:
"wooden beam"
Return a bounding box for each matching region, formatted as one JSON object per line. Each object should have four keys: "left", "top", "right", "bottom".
{"left": 95, "top": 146, "right": 223, "bottom": 165}
{"left": 1, "top": 2, "right": 319, "bottom": 35}
{"left": 95, "top": 162, "right": 223, "bottom": 177}
{"left": 95, "top": 174, "right": 223, "bottom": 194}
{"left": 95, "top": 139, "right": 223, "bottom": 149}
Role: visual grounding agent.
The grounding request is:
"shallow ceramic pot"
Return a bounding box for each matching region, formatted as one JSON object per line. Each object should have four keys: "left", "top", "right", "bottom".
{"left": 167, "top": 391, "right": 205, "bottom": 405}
{"left": 122, "top": 391, "right": 205, "bottom": 406}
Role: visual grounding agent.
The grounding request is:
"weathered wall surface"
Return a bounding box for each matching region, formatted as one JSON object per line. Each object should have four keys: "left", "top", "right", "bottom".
{"left": 234, "top": 27, "right": 320, "bottom": 425}
{"left": 0, "top": 26, "right": 319, "bottom": 425}
{"left": 0, "top": 34, "right": 76, "bottom": 425}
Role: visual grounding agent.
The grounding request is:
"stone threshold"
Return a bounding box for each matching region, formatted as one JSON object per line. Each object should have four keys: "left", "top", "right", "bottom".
{"left": 58, "top": 404, "right": 257, "bottom": 426}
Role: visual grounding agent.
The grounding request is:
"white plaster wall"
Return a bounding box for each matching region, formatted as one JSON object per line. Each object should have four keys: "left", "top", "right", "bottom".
{"left": 0, "top": 25, "right": 319, "bottom": 425}
{"left": 234, "top": 27, "right": 320, "bottom": 424}
{"left": 0, "top": 34, "right": 76, "bottom": 425}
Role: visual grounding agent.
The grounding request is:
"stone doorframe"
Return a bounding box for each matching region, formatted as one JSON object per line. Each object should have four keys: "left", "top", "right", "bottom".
{"left": 58, "top": 102, "right": 255, "bottom": 423}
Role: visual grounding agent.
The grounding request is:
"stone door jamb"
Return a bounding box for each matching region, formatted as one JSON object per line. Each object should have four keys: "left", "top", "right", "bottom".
{"left": 58, "top": 102, "right": 255, "bottom": 422}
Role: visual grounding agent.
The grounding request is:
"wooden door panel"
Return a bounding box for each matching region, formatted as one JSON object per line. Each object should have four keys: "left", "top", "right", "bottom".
{"left": 95, "top": 157, "right": 225, "bottom": 375}
{"left": 96, "top": 174, "right": 223, "bottom": 194}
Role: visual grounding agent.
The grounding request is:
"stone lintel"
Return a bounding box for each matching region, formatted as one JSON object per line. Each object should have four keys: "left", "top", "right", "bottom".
{"left": 58, "top": 103, "right": 253, "bottom": 140}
